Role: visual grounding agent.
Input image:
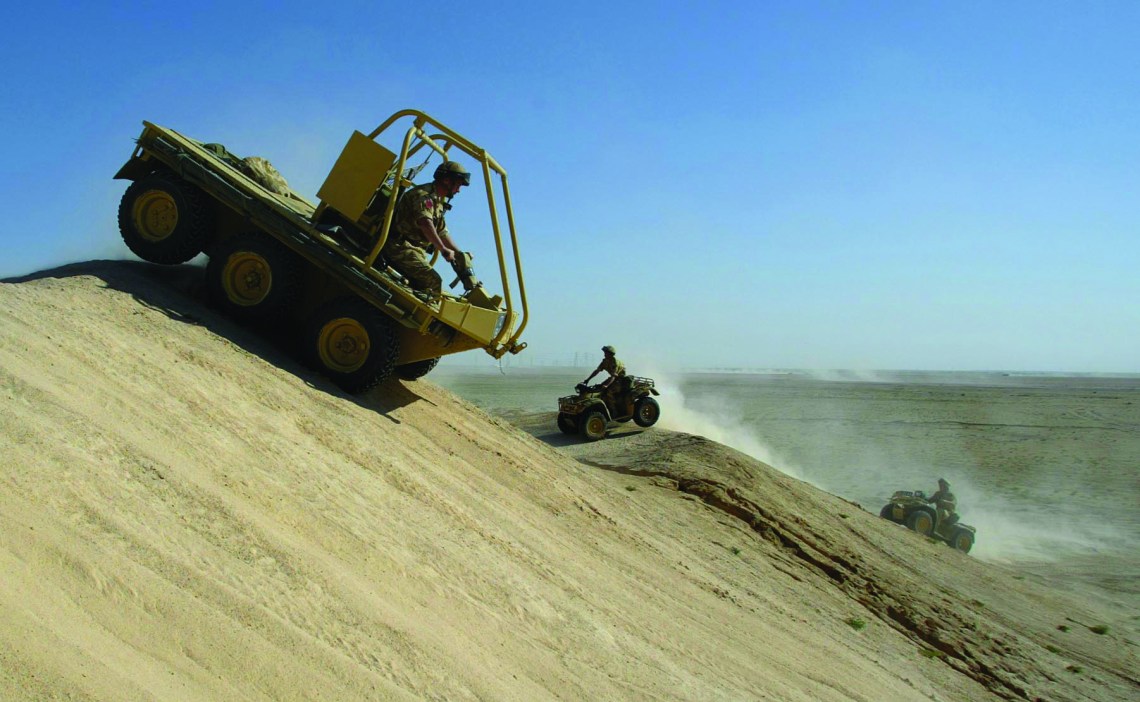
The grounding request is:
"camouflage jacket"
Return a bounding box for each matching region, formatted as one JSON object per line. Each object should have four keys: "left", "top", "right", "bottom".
{"left": 390, "top": 182, "right": 448, "bottom": 249}
{"left": 930, "top": 488, "right": 957, "bottom": 513}
{"left": 595, "top": 356, "right": 626, "bottom": 379}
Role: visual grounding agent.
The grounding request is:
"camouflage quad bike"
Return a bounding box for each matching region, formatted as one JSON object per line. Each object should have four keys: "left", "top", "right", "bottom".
{"left": 879, "top": 490, "right": 977, "bottom": 554}
{"left": 557, "top": 376, "right": 661, "bottom": 441}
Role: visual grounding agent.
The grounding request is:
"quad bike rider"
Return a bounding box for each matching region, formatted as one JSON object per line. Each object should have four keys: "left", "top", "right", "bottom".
{"left": 879, "top": 478, "right": 976, "bottom": 553}
{"left": 557, "top": 346, "right": 661, "bottom": 441}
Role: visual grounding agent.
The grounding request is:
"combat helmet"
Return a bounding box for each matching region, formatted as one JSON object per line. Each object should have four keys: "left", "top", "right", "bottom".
{"left": 601, "top": 345, "right": 616, "bottom": 355}
{"left": 434, "top": 160, "right": 471, "bottom": 186}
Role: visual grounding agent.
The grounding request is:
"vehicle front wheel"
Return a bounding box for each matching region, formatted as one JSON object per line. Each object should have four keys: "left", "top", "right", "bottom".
{"left": 906, "top": 510, "right": 935, "bottom": 536}
{"left": 206, "top": 232, "right": 303, "bottom": 321}
{"left": 949, "top": 528, "right": 974, "bottom": 554}
{"left": 305, "top": 297, "right": 399, "bottom": 393}
{"left": 580, "top": 410, "right": 607, "bottom": 441}
{"left": 633, "top": 396, "right": 660, "bottom": 427}
{"left": 879, "top": 504, "right": 895, "bottom": 521}
{"left": 118, "top": 173, "right": 215, "bottom": 264}
{"left": 556, "top": 413, "right": 576, "bottom": 435}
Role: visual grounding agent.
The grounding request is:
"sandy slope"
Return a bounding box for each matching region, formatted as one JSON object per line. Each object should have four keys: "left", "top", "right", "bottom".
{"left": 0, "top": 261, "right": 1135, "bottom": 701}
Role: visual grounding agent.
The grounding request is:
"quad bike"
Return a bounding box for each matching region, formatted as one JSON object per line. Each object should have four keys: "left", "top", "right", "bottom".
{"left": 556, "top": 376, "right": 661, "bottom": 441}
{"left": 879, "top": 490, "right": 977, "bottom": 554}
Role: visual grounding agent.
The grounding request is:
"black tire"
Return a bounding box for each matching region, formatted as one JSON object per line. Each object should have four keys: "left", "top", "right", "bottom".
{"left": 633, "top": 396, "right": 660, "bottom": 427}
{"left": 949, "top": 528, "right": 974, "bottom": 554}
{"left": 580, "top": 410, "right": 607, "bottom": 441}
{"left": 206, "top": 232, "right": 303, "bottom": 321}
{"left": 394, "top": 357, "right": 440, "bottom": 381}
{"left": 906, "top": 509, "right": 935, "bottom": 536}
{"left": 556, "top": 413, "right": 576, "bottom": 435}
{"left": 118, "top": 174, "right": 215, "bottom": 264}
{"left": 305, "top": 297, "right": 399, "bottom": 393}
{"left": 879, "top": 504, "right": 895, "bottom": 521}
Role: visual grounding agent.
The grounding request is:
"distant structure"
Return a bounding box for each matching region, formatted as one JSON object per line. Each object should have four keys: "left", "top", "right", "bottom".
{"left": 441, "top": 351, "right": 600, "bottom": 369}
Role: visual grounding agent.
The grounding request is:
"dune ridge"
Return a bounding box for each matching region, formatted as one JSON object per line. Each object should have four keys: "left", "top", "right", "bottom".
{"left": 0, "top": 261, "right": 1135, "bottom": 701}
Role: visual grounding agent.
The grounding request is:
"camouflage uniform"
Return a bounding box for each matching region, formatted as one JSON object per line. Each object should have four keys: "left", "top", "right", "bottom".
{"left": 595, "top": 355, "right": 626, "bottom": 380}
{"left": 593, "top": 355, "right": 627, "bottom": 405}
{"left": 930, "top": 486, "right": 958, "bottom": 526}
{"left": 383, "top": 182, "right": 449, "bottom": 297}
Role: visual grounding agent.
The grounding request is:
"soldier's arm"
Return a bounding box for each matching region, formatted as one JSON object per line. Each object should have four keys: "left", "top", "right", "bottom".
{"left": 415, "top": 217, "right": 456, "bottom": 262}
{"left": 438, "top": 227, "right": 459, "bottom": 255}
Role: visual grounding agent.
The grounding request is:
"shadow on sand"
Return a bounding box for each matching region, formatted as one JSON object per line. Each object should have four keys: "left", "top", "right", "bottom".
{"left": 495, "top": 408, "right": 649, "bottom": 448}
{"left": 3, "top": 259, "right": 433, "bottom": 420}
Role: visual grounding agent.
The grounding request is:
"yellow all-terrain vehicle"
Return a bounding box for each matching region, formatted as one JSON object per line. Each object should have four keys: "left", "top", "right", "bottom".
{"left": 114, "top": 109, "right": 528, "bottom": 392}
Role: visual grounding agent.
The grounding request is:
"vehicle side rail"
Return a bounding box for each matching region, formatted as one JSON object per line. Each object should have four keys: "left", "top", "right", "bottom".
{"left": 145, "top": 134, "right": 406, "bottom": 315}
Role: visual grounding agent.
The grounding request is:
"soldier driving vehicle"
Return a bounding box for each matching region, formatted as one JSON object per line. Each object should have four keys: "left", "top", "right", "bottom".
{"left": 879, "top": 482, "right": 976, "bottom": 554}
{"left": 558, "top": 347, "right": 660, "bottom": 441}
{"left": 583, "top": 345, "right": 626, "bottom": 405}
{"left": 382, "top": 160, "right": 471, "bottom": 302}
{"left": 113, "top": 109, "right": 528, "bottom": 392}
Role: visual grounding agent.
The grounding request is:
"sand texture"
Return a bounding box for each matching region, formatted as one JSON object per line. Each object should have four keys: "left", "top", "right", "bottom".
{"left": 0, "top": 261, "right": 1136, "bottom": 701}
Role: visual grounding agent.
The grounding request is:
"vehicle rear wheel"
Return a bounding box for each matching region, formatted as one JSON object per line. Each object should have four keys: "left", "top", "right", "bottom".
{"left": 305, "top": 297, "right": 399, "bottom": 393}
{"left": 206, "top": 232, "right": 303, "bottom": 321}
{"left": 394, "top": 357, "right": 440, "bottom": 381}
{"left": 633, "top": 396, "right": 660, "bottom": 427}
{"left": 556, "top": 413, "right": 576, "bottom": 434}
{"left": 906, "top": 510, "right": 935, "bottom": 536}
{"left": 580, "top": 410, "right": 607, "bottom": 441}
{"left": 949, "top": 528, "right": 974, "bottom": 554}
{"left": 118, "top": 173, "right": 215, "bottom": 264}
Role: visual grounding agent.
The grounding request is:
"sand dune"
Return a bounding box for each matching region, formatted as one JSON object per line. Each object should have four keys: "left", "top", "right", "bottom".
{"left": 0, "top": 261, "right": 1136, "bottom": 701}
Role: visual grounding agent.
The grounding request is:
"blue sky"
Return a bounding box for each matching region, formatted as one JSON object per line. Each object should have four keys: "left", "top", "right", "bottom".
{"left": 2, "top": 1, "right": 1137, "bottom": 372}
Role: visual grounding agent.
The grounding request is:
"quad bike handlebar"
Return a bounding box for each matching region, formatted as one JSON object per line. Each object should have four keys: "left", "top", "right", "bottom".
{"left": 575, "top": 382, "right": 604, "bottom": 395}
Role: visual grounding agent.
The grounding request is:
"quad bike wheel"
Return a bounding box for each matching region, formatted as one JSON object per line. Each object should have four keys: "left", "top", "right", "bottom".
{"left": 556, "top": 413, "right": 576, "bottom": 435}
{"left": 879, "top": 504, "right": 895, "bottom": 520}
{"left": 633, "top": 396, "right": 660, "bottom": 428}
{"left": 118, "top": 173, "right": 215, "bottom": 264}
{"left": 580, "top": 410, "right": 607, "bottom": 441}
{"left": 394, "top": 357, "right": 441, "bottom": 381}
{"left": 306, "top": 297, "right": 399, "bottom": 393}
{"left": 906, "top": 510, "right": 935, "bottom": 536}
{"left": 949, "top": 528, "right": 974, "bottom": 554}
{"left": 206, "top": 232, "right": 303, "bottom": 321}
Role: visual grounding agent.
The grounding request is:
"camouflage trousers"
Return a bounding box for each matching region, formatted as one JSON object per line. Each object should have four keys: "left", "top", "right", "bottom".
{"left": 383, "top": 241, "right": 442, "bottom": 297}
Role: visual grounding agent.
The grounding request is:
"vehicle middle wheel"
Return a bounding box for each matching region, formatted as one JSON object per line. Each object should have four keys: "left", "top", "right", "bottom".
{"left": 580, "top": 410, "right": 607, "bottom": 441}
{"left": 394, "top": 356, "right": 441, "bottom": 381}
{"left": 118, "top": 173, "right": 215, "bottom": 264}
{"left": 906, "top": 510, "right": 935, "bottom": 536}
{"left": 206, "top": 232, "right": 303, "bottom": 321}
{"left": 633, "top": 396, "right": 660, "bottom": 427}
{"left": 305, "top": 297, "right": 399, "bottom": 393}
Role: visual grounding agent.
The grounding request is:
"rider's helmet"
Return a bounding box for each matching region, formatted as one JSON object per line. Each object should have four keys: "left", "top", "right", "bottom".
{"left": 434, "top": 160, "right": 471, "bottom": 186}
{"left": 601, "top": 345, "right": 615, "bottom": 355}
{"left": 938, "top": 478, "right": 950, "bottom": 489}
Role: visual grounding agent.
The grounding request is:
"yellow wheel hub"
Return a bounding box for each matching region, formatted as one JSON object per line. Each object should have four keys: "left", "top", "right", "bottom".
{"left": 222, "top": 252, "right": 272, "bottom": 306}
{"left": 318, "top": 317, "right": 370, "bottom": 373}
{"left": 132, "top": 190, "right": 179, "bottom": 241}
